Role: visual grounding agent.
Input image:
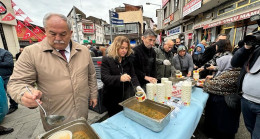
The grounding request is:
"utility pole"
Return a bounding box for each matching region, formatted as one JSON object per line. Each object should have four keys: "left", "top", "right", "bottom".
{"left": 109, "top": 10, "right": 113, "bottom": 43}
{"left": 73, "top": 6, "right": 80, "bottom": 43}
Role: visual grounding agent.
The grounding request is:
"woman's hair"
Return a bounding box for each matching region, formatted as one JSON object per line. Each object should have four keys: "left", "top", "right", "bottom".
{"left": 107, "top": 36, "right": 133, "bottom": 59}
{"left": 216, "top": 39, "right": 232, "bottom": 53}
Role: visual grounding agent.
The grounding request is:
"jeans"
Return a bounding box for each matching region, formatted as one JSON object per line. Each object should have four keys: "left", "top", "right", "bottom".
{"left": 241, "top": 97, "right": 260, "bottom": 139}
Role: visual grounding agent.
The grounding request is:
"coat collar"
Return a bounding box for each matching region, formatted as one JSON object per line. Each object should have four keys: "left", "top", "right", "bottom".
{"left": 41, "top": 38, "right": 83, "bottom": 60}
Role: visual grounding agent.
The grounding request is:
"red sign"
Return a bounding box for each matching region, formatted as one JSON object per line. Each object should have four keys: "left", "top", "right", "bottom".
{"left": 162, "top": 0, "right": 169, "bottom": 8}
{"left": 83, "top": 29, "right": 94, "bottom": 33}
{"left": 0, "top": 6, "right": 6, "bottom": 13}
{"left": 183, "top": 0, "right": 202, "bottom": 17}
{"left": 164, "top": 13, "right": 174, "bottom": 25}
{"left": 188, "top": 33, "right": 193, "bottom": 39}
{"left": 204, "top": 9, "right": 260, "bottom": 29}
{"left": 1, "top": 13, "right": 15, "bottom": 21}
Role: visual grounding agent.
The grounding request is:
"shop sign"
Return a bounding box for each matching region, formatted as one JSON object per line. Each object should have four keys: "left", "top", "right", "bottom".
{"left": 183, "top": 0, "right": 202, "bottom": 17}
{"left": 188, "top": 33, "right": 193, "bottom": 39}
{"left": 162, "top": 0, "right": 169, "bottom": 8}
{"left": 167, "top": 25, "right": 181, "bottom": 36}
{"left": 204, "top": 9, "right": 260, "bottom": 29}
{"left": 83, "top": 29, "right": 94, "bottom": 33}
{"left": 164, "top": 13, "right": 174, "bottom": 25}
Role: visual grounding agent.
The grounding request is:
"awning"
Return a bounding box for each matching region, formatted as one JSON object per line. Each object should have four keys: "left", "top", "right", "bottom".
{"left": 193, "top": 19, "right": 212, "bottom": 30}
{"left": 203, "top": 8, "right": 260, "bottom": 29}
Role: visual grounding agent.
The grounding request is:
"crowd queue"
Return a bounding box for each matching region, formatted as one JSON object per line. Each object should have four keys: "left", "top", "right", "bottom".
{"left": 0, "top": 13, "right": 259, "bottom": 139}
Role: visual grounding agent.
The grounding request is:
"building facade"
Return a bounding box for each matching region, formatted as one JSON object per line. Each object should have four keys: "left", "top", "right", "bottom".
{"left": 67, "top": 6, "right": 108, "bottom": 46}
{"left": 160, "top": 0, "right": 260, "bottom": 48}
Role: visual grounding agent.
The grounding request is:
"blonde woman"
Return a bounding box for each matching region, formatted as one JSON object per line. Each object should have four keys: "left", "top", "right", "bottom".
{"left": 101, "top": 36, "right": 143, "bottom": 116}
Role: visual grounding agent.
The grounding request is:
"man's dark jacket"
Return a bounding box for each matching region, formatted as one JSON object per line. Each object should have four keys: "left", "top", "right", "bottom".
{"left": 133, "top": 43, "right": 157, "bottom": 86}
{"left": 0, "top": 48, "right": 14, "bottom": 81}
{"left": 231, "top": 46, "right": 260, "bottom": 93}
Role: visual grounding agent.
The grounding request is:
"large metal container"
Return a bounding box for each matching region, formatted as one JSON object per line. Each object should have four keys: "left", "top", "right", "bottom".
{"left": 119, "top": 97, "right": 174, "bottom": 132}
{"left": 37, "top": 117, "right": 100, "bottom": 139}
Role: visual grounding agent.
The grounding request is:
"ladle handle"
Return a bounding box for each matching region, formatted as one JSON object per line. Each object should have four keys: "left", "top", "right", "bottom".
{"left": 25, "top": 86, "right": 47, "bottom": 117}
{"left": 130, "top": 80, "right": 137, "bottom": 92}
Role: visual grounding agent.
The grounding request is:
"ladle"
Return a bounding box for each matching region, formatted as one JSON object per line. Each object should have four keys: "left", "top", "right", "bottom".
{"left": 26, "top": 86, "right": 65, "bottom": 125}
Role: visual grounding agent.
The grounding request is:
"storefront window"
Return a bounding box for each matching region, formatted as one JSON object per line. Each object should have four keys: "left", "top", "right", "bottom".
{"left": 234, "top": 27, "right": 244, "bottom": 46}
{"left": 246, "top": 24, "right": 258, "bottom": 34}
{"left": 225, "top": 28, "right": 234, "bottom": 46}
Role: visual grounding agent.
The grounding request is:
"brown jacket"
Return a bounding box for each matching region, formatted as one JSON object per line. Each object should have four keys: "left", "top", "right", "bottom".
{"left": 7, "top": 38, "right": 98, "bottom": 131}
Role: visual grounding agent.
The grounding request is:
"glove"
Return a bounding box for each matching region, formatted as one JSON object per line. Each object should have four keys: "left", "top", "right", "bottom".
{"left": 163, "top": 60, "right": 171, "bottom": 65}
{"left": 136, "top": 86, "right": 145, "bottom": 93}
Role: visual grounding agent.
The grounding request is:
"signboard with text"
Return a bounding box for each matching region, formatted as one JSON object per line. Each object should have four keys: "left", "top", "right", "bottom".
{"left": 164, "top": 13, "right": 174, "bottom": 25}
{"left": 203, "top": 9, "right": 260, "bottom": 29}
{"left": 183, "top": 0, "right": 201, "bottom": 17}
{"left": 167, "top": 25, "right": 181, "bottom": 36}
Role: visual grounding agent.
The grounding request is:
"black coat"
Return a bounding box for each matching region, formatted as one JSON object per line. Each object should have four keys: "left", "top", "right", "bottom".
{"left": 133, "top": 43, "right": 157, "bottom": 87}
{"left": 201, "top": 43, "right": 216, "bottom": 65}
{"left": 0, "top": 48, "right": 14, "bottom": 80}
{"left": 192, "top": 53, "right": 203, "bottom": 68}
{"left": 231, "top": 46, "right": 260, "bottom": 93}
{"left": 101, "top": 55, "right": 139, "bottom": 116}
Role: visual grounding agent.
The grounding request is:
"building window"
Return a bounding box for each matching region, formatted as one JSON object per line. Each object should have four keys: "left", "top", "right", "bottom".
{"left": 187, "top": 24, "right": 193, "bottom": 31}
{"left": 218, "top": 4, "right": 235, "bottom": 15}
{"left": 237, "top": 0, "right": 249, "bottom": 7}
{"left": 250, "top": 0, "right": 258, "bottom": 3}
{"left": 164, "top": 7, "right": 168, "bottom": 19}
{"left": 173, "top": 0, "right": 179, "bottom": 12}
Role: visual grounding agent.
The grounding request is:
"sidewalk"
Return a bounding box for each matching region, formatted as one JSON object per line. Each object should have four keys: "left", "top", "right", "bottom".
{"left": 0, "top": 104, "right": 107, "bottom": 139}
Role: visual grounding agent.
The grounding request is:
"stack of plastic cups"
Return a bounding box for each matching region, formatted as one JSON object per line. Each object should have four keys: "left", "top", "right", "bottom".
{"left": 146, "top": 83, "right": 156, "bottom": 100}
{"left": 164, "top": 81, "right": 173, "bottom": 100}
{"left": 156, "top": 83, "right": 165, "bottom": 103}
{"left": 181, "top": 80, "right": 192, "bottom": 106}
{"left": 161, "top": 77, "right": 169, "bottom": 84}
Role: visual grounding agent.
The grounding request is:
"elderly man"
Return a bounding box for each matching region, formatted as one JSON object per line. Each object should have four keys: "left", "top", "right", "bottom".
{"left": 155, "top": 40, "right": 175, "bottom": 82}
{"left": 133, "top": 29, "right": 157, "bottom": 88}
{"left": 7, "top": 13, "right": 98, "bottom": 131}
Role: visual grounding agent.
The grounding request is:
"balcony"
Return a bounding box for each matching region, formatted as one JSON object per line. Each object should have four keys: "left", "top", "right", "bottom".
{"left": 183, "top": 0, "right": 229, "bottom": 17}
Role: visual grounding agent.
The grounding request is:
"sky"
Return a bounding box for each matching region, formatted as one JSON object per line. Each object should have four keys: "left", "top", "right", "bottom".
{"left": 13, "top": 0, "right": 162, "bottom": 27}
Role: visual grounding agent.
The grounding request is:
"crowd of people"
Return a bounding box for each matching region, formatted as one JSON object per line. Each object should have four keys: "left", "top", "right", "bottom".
{"left": 0, "top": 12, "right": 259, "bottom": 139}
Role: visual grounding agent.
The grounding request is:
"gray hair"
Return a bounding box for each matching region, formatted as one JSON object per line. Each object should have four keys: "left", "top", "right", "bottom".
{"left": 143, "top": 29, "right": 157, "bottom": 37}
{"left": 43, "top": 13, "right": 72, "bottom": 30}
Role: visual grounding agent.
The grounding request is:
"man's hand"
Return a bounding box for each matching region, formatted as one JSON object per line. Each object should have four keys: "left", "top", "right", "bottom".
{"left": 163, "top": 60, "right": 171, "bottom": 65}
{"left": 21, "top": 89, "right": 42, "bottom": 108}
{"left": 144, "top": 76, "right": 157, "bottom": 83}
{"left": 90, "top": 98, "right": 98, "bottom": 108}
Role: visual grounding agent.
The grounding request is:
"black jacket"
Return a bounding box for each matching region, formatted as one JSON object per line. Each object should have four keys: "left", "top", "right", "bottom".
{"left": 192, "top": 53, "right": 203, "bottom": 68}
{"left": 133, "top": 43, "right": 157, "bottom": 86}
{"left": 201, "top": 43, "right": 216, "bottom": 65}
{"left": 231, "top": 46, "right": 260, "bottom": 93}
{"left": 101, "top": 55, "right": 139, "bottom": 116}
{"left": 0, "top": 48, "right": 14, "bottom": 80}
